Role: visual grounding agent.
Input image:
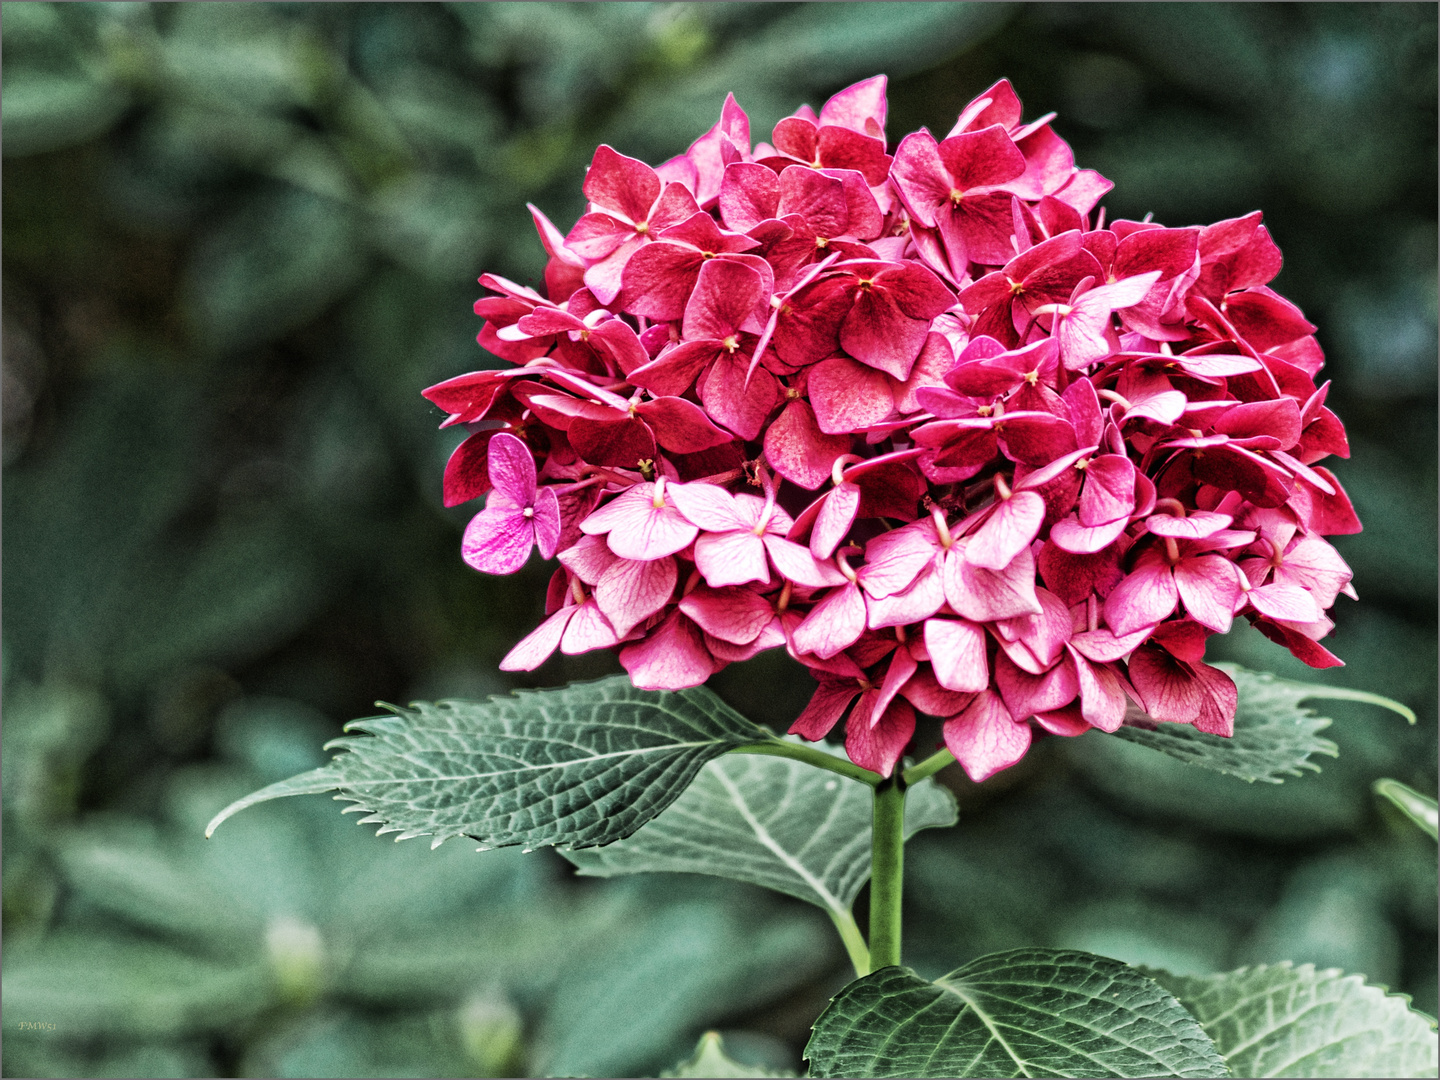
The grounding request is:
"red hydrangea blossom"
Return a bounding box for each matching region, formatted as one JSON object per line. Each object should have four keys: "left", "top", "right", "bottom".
{"left": 426, "top": 77, "right": 1360, "bottom": 782}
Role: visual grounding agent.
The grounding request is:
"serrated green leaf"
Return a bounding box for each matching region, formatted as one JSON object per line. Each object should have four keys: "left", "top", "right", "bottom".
{"left": 1148, "top": 963, "right": 1439, "bottom": 1078}
{"left": 1375, "top": 779, "right": 1439, "bottom": 840}
{"left": 663, "top": 1031, "right": 795, "bottom": 1077}
{"left": 206, "top": 677, "right": 769, "bottom": 850}
{"left": 1113, "top": 665, "right": 1412, "bottom": 784}
{"left": 805, "top": 949, "right": 1227, "bottom": 1079}
{"left": 563, "top": 751, "right": 955, "bottom": 921}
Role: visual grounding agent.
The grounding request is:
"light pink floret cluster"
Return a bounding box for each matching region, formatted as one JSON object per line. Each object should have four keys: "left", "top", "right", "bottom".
{"left": 425, "top": 77, "right": 1359, "bottom": 781}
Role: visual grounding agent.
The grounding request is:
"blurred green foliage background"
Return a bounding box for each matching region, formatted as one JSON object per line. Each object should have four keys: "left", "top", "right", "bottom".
{"left": 3, "top": 3, "right": 1435, "bottom": 1077}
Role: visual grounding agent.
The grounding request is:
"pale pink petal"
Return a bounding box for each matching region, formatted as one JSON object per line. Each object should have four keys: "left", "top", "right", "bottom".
{"left": 846, "top": 698, "right": 916, "bottom": 778}
{"left": 595, "top": 556, "right": 677, "bottom": 638}
{"left": 619, "top": 611, "right": 715, "bottom": 690}
{"left": 1077, "top": 454, "right": 1136, "bottom": 527}
{"left": 581, "top": 484, "right": 699, "bottom": 561}
{"left": 811, "top": 482, "right": 861, "bottom": 559}
{"left": 1272, "top": 535, "right": 1353, "bottom": 608}
{"left": 944, "top": 543, "right": 1043, "bottom": 621}
{"left": 1146, "top": 511, "right": 1233, "bottom": 539}
{"left": 965, "top": 491, "right": 1045, "bottom": 571}
{"left": 462, "top": 505, "right": 534, "bottom": 575}
{"left": 1048, "top": 513, "right": 1130, "bottom": 555}
{"left": 1103, "top": 559, "right": 1178, "bottom": 636}
{"left": 925, "top": 617, "right": 989, "bottom": 692}
{"left": 560, "top": 602, "right": 620, "bottom": 654}
{"left": 859, "top": 528, "right": 940, "bottom": 599}
{"left": 679, "top": 585, "right": 775, "bottom": 644}
{"left": 1069, "top": 625, "right": 1153, "bottom": 663}
{"left": 668, "top": 483, "right": 747, "bottom": 531}
{"left": 499, "top": 607, "right": 575, "bottom": 671}
{"left": 1247, "top": 582, "right": 1323, "bottom": 623}
{"left": 557, "top": 534, "right": 618, "bottom": 585}
{"left": 1068, "top": 648, "right": 1126, "bottom": 732}
{"left": 867, "top": 566, "right": 945, "bottom": 628}
{"left": 993, "top": 587, "right": 1072, "bottom": 672}
{"left": 1173, "top": 554, "right": 1241, "bottom": 633}
{"left": 695, "top": 530, "right": 770, "bottom": 588}
{"left": 943, "top": 690, "right": 1031, "bottom": 782}
{"left": 791, "top": 582, "right": 867, "bottom": 659}
{"left": 764, "top": 535, "right": 849, "bottom": 588}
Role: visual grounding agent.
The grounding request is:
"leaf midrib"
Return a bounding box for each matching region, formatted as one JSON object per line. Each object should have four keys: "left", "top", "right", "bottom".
{"left": 712, "top": 767, "right": 850, "bottom": 918}
{"left": 337, "top": 739, "right": 724, "bottom": 784}
{"left": 935, "top": 976, "right": 1195, "bottom": 1075}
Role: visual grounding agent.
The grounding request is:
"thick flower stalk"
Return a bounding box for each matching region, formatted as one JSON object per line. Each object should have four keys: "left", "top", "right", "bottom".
{"left": 427, "top": 76, "right": 1359, "bottom": 782}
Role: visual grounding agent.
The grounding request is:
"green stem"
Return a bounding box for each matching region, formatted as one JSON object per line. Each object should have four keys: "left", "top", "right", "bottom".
{"left": 903, "top": 748, "right": 955, "bottom": 786}
{"left": 868, "top": 774, "right": 906, "bottom": 969}
{"left": 729, "top": 740, "right": 883, "bottom": 786}
{"left": 827, "top": 907, "right": 871, "bottom": 980}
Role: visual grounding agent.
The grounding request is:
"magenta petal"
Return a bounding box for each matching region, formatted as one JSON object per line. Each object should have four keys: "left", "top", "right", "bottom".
{"left": 1104, "top": 559, "right": 1179, "bottom": 636}
{"left": 635, "top": 397, "right": 733, "bottom": 454}
{"left": 791, "top": 678, "right": 862, "bottom": 740}
{"left": 486, "top": 431, "right": 538, "bottom": 504}
{"left": 808, "top": 356, "right": 896, "bottom": 434}
{"left": 499, "top": 607, "right": 575, "bottom": 671}
{"left": 700, "top": 354, "right": 780, "bottom": 441}
{"left": 595, "top": 556, "right": 677, "bottom": 638}
{"left": 812, "top": 483, "right": 861, "bottom": 559}
{"left": 1077, "top": 454, "right": 1135, "bottom": 527}
{"left": 619, "top": 611, "right": 715, "bottom": 690}
{"left": 943, "top": 690, "right": 1030, "bottom": 783}
{"left": 695, "top": 530, "right": 770, "bottom": 588}
{"left": 532, "top": 487, "right": 562, "bottom": 559}
{"left": 925, "top": 617, "right": 989, "bottom": 692}
{"left": 870, "top": 649, "right": 919, "bottom": 727}
{"left": 792, "top": 582, "right": 867, "bottom": 659}
{"left": 846, "top": 698, "right": 915, "bottom": 778}
{"left": 966, "top": 492, "right": 1045, "bottom": 571}
{"left": 679, "top": 585, "right": 774, "bottom": 644}
{"left": 1069, "top": 625, "right": 1153, "bottom": 663}
{"left": 944, "top": 544, "right": 1042, "bottom": 621}
{"left": 1127, "top": 646, "right": 1202, "bottom": 724}
{"left": 764, "top": 535, "right": 849, "bottom": 588}
{"left": 1173, "top": 554, "right": 1240, "bottom": 633}
{"left": 443, "top": 430, "right": 492, "bottom": 507}
{"left": 462, "top": 504, "right": 533, "bottom": 575}
{"left": 764, "top": 400, "right": 853, "bottom": 490}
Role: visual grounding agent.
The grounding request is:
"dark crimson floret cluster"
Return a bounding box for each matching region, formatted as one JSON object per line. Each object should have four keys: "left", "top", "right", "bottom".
{"left": 426, "top": 77, "right": 1359, "bottom": 780}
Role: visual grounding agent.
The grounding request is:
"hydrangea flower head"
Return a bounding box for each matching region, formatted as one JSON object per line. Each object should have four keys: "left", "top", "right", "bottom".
{"left": 428, "top": 77, "right": 1359, "bottom": 780}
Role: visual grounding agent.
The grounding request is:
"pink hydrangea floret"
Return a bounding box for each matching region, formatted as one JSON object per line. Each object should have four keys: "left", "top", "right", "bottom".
{"left": 426, "top": 77, "right": 1360, "bottom": 781}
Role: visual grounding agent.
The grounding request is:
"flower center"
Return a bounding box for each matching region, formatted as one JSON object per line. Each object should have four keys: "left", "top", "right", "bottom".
{"left": 522, "top": 506, "right": 535, "bottom": 519}
{"left": 635, "top": 221, "right": 649, "bottom": 235}
{"left": 949, "top": 188, "right": 964, "bottom": 204}
{"left": 722, "top": 335, "right": 739, "bottom": 353}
